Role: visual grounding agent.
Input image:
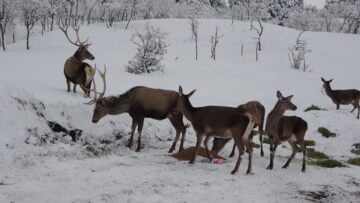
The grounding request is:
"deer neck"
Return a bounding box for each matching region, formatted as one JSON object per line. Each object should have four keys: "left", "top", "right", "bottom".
{"left": 324, "top": 84, "right": 334, "bottom": 98}
{"left": 181, "top": 100, "right": 196, "bottom": 124}
{"left": 107, "top": 95, "right": 131, "bottom": 115}
{"left": 265, "top": 102, "right": 286, "bottom": 135}
{"left": 73, "top": 51, "right": 84, "bottom": 61}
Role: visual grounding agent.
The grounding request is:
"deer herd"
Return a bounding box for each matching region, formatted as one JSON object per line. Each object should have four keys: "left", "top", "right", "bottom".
{"left": 61, "top": 26, "right": 360, "bottom": 175}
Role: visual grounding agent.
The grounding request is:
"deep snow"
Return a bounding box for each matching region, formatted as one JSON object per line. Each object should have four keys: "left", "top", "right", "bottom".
{"left": 0, "top": 19, "right": 359, "bottom": 202}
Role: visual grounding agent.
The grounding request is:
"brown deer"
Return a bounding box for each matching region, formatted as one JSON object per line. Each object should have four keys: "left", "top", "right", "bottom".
{"left": 60, "top": 24, "right": 95, "bottom": 97}
{"left": 87, "top": 82, "right": 187, "bottom": 153}
{"left": 265, "top": 91, "right": 308, "bottom": 172}
{"left": 321, "top": 77, "right": 360, "bottom": 119}
{"left": 175, "top": 86, "right": 254, "bottom": 174}
{"left": 212, "top": 101, "right": 265, "bottom": 157}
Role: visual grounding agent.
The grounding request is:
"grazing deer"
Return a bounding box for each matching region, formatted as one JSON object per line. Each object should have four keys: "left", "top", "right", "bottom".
{"left": 60, "top": 24, "right": 95, "bottom": 97}
{"left": 321, "top": 77, "right": 360, "bottom": 119}
{"left": 212, "top": 101, "right": 265, "bottom": 157}
{"left": 176, "top": 86, "right": 254, "bottom": 174}
{"left": 265, "top": 91, "right": 308, "bottom": 172}
{"left": 87, "top": 81, "right": 187, "bottom": 153}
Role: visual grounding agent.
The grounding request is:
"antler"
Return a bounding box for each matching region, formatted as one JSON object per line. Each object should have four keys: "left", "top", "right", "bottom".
{"left": 85, "top": 65, "right": 107, "bottom": 105}
{"left": 59, "top": 22, "right": 91, "bottom": 47}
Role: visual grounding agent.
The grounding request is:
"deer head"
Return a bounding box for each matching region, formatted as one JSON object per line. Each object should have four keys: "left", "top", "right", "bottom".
{"left": 321, "top": 77, "right": 333, "bottom": 89}
{"left": 59, "top": 24, "right": 95, "bottom": 61}
{"left": 176, "top": 86, "right": 196, "bottom": 113}
{"left": 84, "top": 65, "right": 108, "bottom": 123}
{"left": 276, "top": 90, "right": 297, "bottom": 111}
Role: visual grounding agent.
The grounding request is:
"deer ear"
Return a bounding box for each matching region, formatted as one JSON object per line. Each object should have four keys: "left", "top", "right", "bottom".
{"left": 178, "top": 86, "right": 183, "bottom": 95}
{"left": 286, "top": 95, "right": 294, "bottom": 100}
{"left": 329, "top": 79, "right": 333, "bottom": 83}
{"left": 187, "top": 89, "right": 196, "bottom": 98}
{"left": 321, "top": 77, "right": 325, "bottom": 82}
{"left": 276, "top": 91, "right": 283, "bottom": 99}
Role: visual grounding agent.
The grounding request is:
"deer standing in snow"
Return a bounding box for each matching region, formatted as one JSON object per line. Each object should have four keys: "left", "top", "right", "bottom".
{"left": 265, "top": 91, "right": 308, "bottom": 172}
{"left": 212, "top": 101, "right": 265, "bottom": 157}
{"left": 60, "top": 24, "right": 95, "bottom": 97}
{"left": 87, "top": 81, "right": 187, "bottom": 153}
{"left": 175, "top": 86, "right": 254, "bottom": 174}
{"left": 321, "top": 77, "right": 360, "bottom": 119}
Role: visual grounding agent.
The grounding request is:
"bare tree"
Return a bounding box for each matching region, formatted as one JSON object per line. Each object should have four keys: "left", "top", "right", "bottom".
{"left": 21, "top": 0, "right": 40, "bottom": 50}
{"left": 125, "top": 0, "right": 139, "bottom": 30}
{"left": 210, "top": 26, "right": 223, "bottom": 60}
{"left": 288, "top": 31, "right": 311, "bottom": 71}
{"left": 252, "top": 18, "right": 263, "bottom": 61}
{"left": 189, "top": 17, "right": 199, "bottom": 60}
{"left": 0, "top": 0, "right": 14, "bottom": 51}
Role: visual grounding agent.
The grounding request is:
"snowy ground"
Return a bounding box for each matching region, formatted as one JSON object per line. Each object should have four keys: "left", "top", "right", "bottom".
{"left": 0, "top": 19, "right": 360, "bottom": 202}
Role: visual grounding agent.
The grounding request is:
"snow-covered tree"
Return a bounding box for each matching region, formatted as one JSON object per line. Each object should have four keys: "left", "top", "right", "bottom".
{"left": 0, "top": 0, "right": 15, "bottom": 51}
{"left": 20, "top": 0, "right": 40, "bottom": 50}
{"left": 125, "top": 24, "right": 168, "bottom": 74}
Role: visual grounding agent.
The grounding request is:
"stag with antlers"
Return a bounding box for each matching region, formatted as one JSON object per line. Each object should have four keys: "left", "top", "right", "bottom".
{"left": 60, "top": 24, "right": 95, "bottom": 97}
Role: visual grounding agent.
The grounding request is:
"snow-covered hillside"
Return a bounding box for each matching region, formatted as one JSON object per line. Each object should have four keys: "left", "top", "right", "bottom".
{"left": 0, "top": 19, "right": 359, "bottom": 202}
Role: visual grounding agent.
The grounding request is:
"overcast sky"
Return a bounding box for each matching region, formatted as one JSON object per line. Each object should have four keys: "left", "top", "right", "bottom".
{"left": 304, "top": 0, "right": 326, "bottom": 8}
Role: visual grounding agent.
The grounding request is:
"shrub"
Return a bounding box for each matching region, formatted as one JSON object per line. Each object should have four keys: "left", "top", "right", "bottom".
{"left": 125, "top": 24, "right": 168, "bottom": 74}
{"left": 317, "top": 127, "right": 336, "bottom": 138}
{"left": 304, "top": 140, "right": 316, "bottom": 146}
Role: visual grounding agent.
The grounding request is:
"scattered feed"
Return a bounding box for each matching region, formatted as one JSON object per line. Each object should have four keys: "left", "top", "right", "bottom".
{"left": 171, "top": 147, "right": 226, "bottom": 161}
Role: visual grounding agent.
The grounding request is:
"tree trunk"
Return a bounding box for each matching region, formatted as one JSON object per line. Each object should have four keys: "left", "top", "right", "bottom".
{"left": 50, "top": 14, "right": 55, "bottom": 31}
{"left": 1, "top": 31, "right": 5, "bottom": 51}
{"left": 26, "top": 26, "right": 30, "bottom": 50}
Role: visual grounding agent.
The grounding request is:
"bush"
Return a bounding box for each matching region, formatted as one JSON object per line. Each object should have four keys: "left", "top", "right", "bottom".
{"left": 317, "top": 127, "right": 336, "bottom": 138}
{"left": 304, "top": 140, "right": 316, "bottom": 146}
{"left": 351, "top": 149, "right": 360, "bottom": 155}
{"left": 353, "top": 143, "right": 360, "bottom": 150}
{"left": 125, "top": 24, "right": 168, "bottom": 74}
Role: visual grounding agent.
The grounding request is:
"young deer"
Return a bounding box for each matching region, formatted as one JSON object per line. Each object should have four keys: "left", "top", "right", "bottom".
{"left": 265, "top": 91, "right": 308, "bottom": 172}
{"left": 60, "top": 24, "right": 95, "bottom": 97}
{"left": 87, "top": 82, "right": 187, "bottom": 153}
{"left": 212, "top": 101, "right": 265, "bottom": 157}
{"left": 321, "top": 77, "right": 360, "bottom": 119}
{"left": 176, "top": 86, "right": 254, "bottom": 174}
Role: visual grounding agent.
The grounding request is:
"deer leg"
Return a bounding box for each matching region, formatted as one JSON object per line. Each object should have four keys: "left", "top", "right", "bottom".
{"left": 267, "top": 141, "right": 278, "bottom": 170}
{"left": 179, "top": 124, "right": 187, "bottom": 151}
{"left": 168, "top": 114, "right": 185, "bottom": 153}
{"left": 73, "top": 84, "right": 77, "bottom": 93}
{"left": 231, "top": 133, "right": 244, "bottom": 175}
{"left": 357, "top": 107, "right": 360, "bottom": 119}
{"left": 203, "top": 135, "right": 213, "bottom": 162}
{"left": 282, "top": 141, "right": 298, "bottom": 169}
{"left": 128, "top": 119, "right": 137, "bottom": 149}
{"left": 260, "top": 131, "right": 264, "bottom": 157}
{"left": 229, "top": 142, "right": 236, "bottom": 158}
{"left": 189, "top": 134, "right": 204, "bottom": 164}
{"left": 299, "top": 140, "right": 306, "bottom": 172}
{"left": 336, "top": 103, "right": 340, "bottom": 110}
{"left": 136, "top": 117, "right": 144, "bottom": 152}
{"left": 66, "top": 79, "right": 71, "bottom": 92}
{"left": 246, "top": 142, "right": 253, "bottom": 175}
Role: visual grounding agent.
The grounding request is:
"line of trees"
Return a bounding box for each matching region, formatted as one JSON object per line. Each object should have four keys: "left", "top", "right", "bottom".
{"left": 1, "top": 0, "right": 360, "bottom": 51}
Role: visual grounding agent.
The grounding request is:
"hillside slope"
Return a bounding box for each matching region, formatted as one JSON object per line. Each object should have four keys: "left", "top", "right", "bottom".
{"left": 0, "top": 19, "right": 359, "bottom": 202}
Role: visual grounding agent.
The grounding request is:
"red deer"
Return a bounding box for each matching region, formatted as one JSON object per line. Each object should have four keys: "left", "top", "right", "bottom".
{"left": 212, "top": 101, "right": 265, "bottom": 157}
{"left": 321, "top": 77, "right": 360, "bottom": 119}
{"left": 265, "top": 91, "right": 308, "bottom": 172}
{"left": 60, "top": 24, "right": 95, "bottom": 97}
{"left": 87, "top": 82, "right": 187, "bottom": 153}
{"left": 175, "top": 86, "right": 254, "bottom": 174}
